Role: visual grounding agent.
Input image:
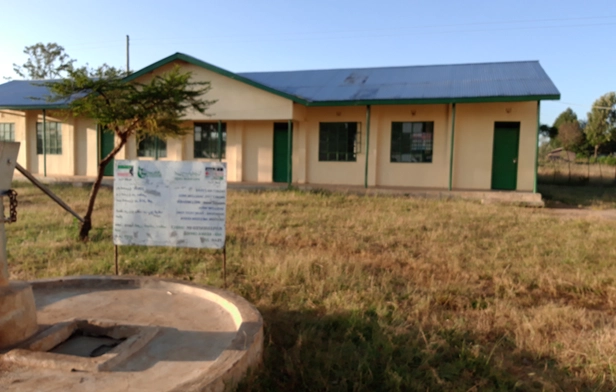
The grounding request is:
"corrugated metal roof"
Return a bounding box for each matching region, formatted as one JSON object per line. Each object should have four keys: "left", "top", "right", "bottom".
{"left": 0, "top": 80, "right": 65, "bottom": 109}
{"left": 0, "top": 56, "right": 559, "bottom": 109}
{"left": 237, "top": 61, "right": 560, "bottom": 103}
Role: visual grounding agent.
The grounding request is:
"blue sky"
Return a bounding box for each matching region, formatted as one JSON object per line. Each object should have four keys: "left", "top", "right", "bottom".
{"left": 0, "top": 0, "right": 614, "bottom": 125}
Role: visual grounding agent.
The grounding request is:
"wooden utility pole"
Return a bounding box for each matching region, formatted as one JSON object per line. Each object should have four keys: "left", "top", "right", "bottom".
{"left": 126, "top": 35, "right": 130, "bottom": 74}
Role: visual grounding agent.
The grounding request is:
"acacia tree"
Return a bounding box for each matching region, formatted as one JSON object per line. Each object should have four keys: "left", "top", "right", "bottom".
{"left": 13, "top": 43, "right": 75, "bottom": 80}
{"left": 585, "top": 92, "right": 616, "bottom": 157}
{"left": 45, "top": 65, "right": 215, "bottom": 240}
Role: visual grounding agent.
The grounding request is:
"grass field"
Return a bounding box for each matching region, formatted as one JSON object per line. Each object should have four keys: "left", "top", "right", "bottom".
{"left": 4, "top": 183, "right": 616, "bottom": 391}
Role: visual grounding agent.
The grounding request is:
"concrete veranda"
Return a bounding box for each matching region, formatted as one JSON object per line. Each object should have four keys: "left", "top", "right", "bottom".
{"left": 12, "top": 173, "right": 545, "bottom": 207}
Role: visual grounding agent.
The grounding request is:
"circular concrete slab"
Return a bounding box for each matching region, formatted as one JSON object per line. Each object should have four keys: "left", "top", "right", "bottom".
{"left": 0, "top": 276, "right": 263, "bottom": 392}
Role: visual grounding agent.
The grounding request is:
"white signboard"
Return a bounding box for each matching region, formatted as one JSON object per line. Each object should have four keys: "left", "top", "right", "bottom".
{"left": 113, "top": 160, "right": 227, "bottom": 249}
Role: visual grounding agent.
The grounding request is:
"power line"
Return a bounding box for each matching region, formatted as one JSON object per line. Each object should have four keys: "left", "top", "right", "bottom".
{"left": 55, "top": 14, "right": 616, "bottom": 48}
{"left": 124, "top": 21, "right": 616, "bottom": 47}
{"left": 130, "top": 15, "right": 616, "bottom": 44}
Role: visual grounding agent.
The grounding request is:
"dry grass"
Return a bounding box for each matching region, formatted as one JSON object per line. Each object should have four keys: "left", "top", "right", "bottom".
{"left": 5, "top": 183, "right": 616, "bottom": 391}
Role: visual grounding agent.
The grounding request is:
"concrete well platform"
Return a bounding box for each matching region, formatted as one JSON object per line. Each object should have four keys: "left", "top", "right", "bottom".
{"left": 0, "top": 276, "right": 263, "bottom": 392}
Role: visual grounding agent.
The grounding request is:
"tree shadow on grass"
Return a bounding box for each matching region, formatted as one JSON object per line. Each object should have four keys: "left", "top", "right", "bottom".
{"left": 539, "top": 184, "right": 616, "bottom": 209}
{"left": 237, "top": 307, "right": 605, "bottom": 392}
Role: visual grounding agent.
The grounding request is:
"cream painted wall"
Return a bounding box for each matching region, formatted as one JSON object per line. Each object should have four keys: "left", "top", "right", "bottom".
{"left": 117, "top": 135, "right": 137, "bottom": 160}
{"left": 454, "top": 101, "right": 538, "bottom": 191}
{"left": 34, "top": 113, "right": 76, "bottom": 176}
{"left": 292, "top": 104, "right": 307, "bottom": 121}
{"left": 135, "top": 61, "right": 294, "bottom": 121}
{"left": 13, "top": 111, "right": 79, "bottom": 176}
{"left": 374, "top": 104, "right": 450, "bottom": 188}
{"left": 74, "top": 118, "right": 98, "bottom": 176}
{"left": 292, "top": 120, "right": 306, "bottom": 183}
{"left": 304, "top": 106, "right": 366, "bottom": 186}
{"left": 0, "top": 110, "right": 27, "bottom": 168}
{"left": 225, "top": 121, "right": 242, "bottom": 182}
{"left": 25, "top": 111, "right": 38, "bottom": 172}
{"left": 3, "top": 99, "right": 538, "bottom": 193}
{"left": 243, "top": 121, "right": 274, "bottom": 183}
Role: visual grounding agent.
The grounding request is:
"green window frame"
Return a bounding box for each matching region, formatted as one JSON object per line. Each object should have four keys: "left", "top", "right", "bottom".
{"left": 36, "top": 122, "right": 62, "bottom": 155}
{"left": 194, "top": 122, "right": 226, "bottom": 159}
{"left": 318, "top": 122, "right": 358, "bottom": 162}
{"left": 390, "top": 122, "right": 434, "bottom": 163}
{"left": 0, "top": 123, "right": 15, "bottom": 141}
{"left": 137, "top": 135, "right": 167, "bottom": 158}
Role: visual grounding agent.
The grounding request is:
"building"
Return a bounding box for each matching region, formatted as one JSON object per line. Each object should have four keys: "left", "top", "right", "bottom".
{"left": 0, "top": 53, "right": 560, "bottom": 193}
{"left": 547, "top": 148, "right": 576, "bottom": 162}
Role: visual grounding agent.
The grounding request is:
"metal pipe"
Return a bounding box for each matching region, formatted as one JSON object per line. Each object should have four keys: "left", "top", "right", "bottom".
{"left": 14, "top": 162, "right": 84, "bottom": 223}
{"left": 448, "top": 103, "right": 457, "bottom": 191}
{"left": 42, "top": 109, "right": 47, "bottom": 177}
{"left": 534, "top": 101, "right": 540, "bottom": 193}
{"left": 217, "top": 120, "right": 222, "bottom": 162}
{"left": 364, "top": 105, "right": 371, "bottom": 189}
{"left": 0, "top": 200, "right": 8, "bottom": 285}
{"left": 287, "top": 120, "right": 292, "bottom": 187}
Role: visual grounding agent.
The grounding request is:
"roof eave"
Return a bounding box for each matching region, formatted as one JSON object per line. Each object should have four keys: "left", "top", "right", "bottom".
{"left": 0, "top": 104, "right": 69, "bottom": 111}
{"left": 305, "top": 94, "right": 561, "bottom": 107}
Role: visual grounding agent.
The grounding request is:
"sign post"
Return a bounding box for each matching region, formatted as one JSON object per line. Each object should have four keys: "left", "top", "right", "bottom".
{"left": 113, "top": 160, "right": 228, "bottom": 283}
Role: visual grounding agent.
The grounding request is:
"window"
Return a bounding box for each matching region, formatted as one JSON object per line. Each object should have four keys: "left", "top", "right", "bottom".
{"left": 319, "top": 122, "right": 358, "bottom": 162}
{"left": 36, "top": 122, "right": 62, "bottom": 155}
{"left": 194, "top": 122, "right": 226, "bottom": 159}
{"left": 390, "top": 122, "right": 434, "bottom": 163}
{"left": 0, "top": 123, "right": 15, "bottom": 141}
{"left": 137, "top": 135, "right": 167, "bottom": 158}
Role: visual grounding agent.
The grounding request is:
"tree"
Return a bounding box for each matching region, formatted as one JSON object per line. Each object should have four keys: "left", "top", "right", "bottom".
{"left": 539, "top": 124, "right": 558, "bottom": 139}
{"left": 45, "top": 64, "right": 215, "bottom": 240}
{"left": 557, "top": 121, "right": 583, "bottom": 182}
{"left": 558, "top": 121, "right": 584, "bottom": 151}
{"left": 553, "top": 108, "right": 578, "bottom": 130}
{"left": 585, "top": 92, "right": 616, "bottom": 157}
{"left": 540, "top": 108, "right": 579, "bottom": 141}
{"left": 12, "top": 43, "right": 75, "bottom": 80}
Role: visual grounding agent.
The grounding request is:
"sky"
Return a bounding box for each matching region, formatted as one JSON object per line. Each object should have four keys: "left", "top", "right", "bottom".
{"left": 0, "top": 0, "right": 614, "bottom": 125}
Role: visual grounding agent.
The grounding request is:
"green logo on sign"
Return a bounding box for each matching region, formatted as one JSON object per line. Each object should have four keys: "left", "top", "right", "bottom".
{"left": 138, "top": 167, "right": 162, "bottom": 178}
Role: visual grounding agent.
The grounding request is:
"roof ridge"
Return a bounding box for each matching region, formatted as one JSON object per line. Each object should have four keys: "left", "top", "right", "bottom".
{"left": 237, "top": 60, "right": 541, "bottom": 75}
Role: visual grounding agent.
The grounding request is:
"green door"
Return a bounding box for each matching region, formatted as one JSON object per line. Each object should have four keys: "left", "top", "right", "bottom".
{"left": 273, "top": 123, "right": 292, "bottom": 183}
{"left": 100, "top": 128, "right": 115, "bottom": 177}
{"left": 491, "top": 122, "right": 520, "bottom": 190}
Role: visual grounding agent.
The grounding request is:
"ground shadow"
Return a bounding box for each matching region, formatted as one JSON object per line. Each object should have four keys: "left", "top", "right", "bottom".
{"left": 237, "top": 307, "right": 607, "bottom": 392}
{"left": 539, "top": 184, "right": 616, "bottom": 209}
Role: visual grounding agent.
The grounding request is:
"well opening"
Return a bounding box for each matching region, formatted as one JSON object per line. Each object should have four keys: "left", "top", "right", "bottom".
{"left": 49, "top": 329, "right": 126, "bottom": 358}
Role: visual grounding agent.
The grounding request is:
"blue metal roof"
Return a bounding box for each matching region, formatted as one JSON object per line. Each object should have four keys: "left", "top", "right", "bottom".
{"left": 0, "top": 56, "right": 559, "bottom": 109}
{"left": 0, "top": 80, "right": 66, "bottom": 109}
{"left": 237, "top": 61, "right": 560, "bottom": 103}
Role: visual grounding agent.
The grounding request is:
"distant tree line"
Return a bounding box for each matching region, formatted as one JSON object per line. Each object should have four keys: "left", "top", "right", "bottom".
{"left": 541, "top": 92, "right": 616, "bottom": 162}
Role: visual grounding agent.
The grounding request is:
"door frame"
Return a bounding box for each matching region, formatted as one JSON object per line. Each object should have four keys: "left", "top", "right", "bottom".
{"left": 272, "top": 122, "right": 293, "bottom": 183}
{"left": 491, "top": 122, "right": 520, "bottom": 191}
{"left": 99, "top": 126, "right": 115, "bottom": 177}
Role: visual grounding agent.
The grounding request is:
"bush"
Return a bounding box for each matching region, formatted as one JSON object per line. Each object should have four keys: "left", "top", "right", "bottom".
{"left": 589, "top": 156, "right": 616, "bottom": 166}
